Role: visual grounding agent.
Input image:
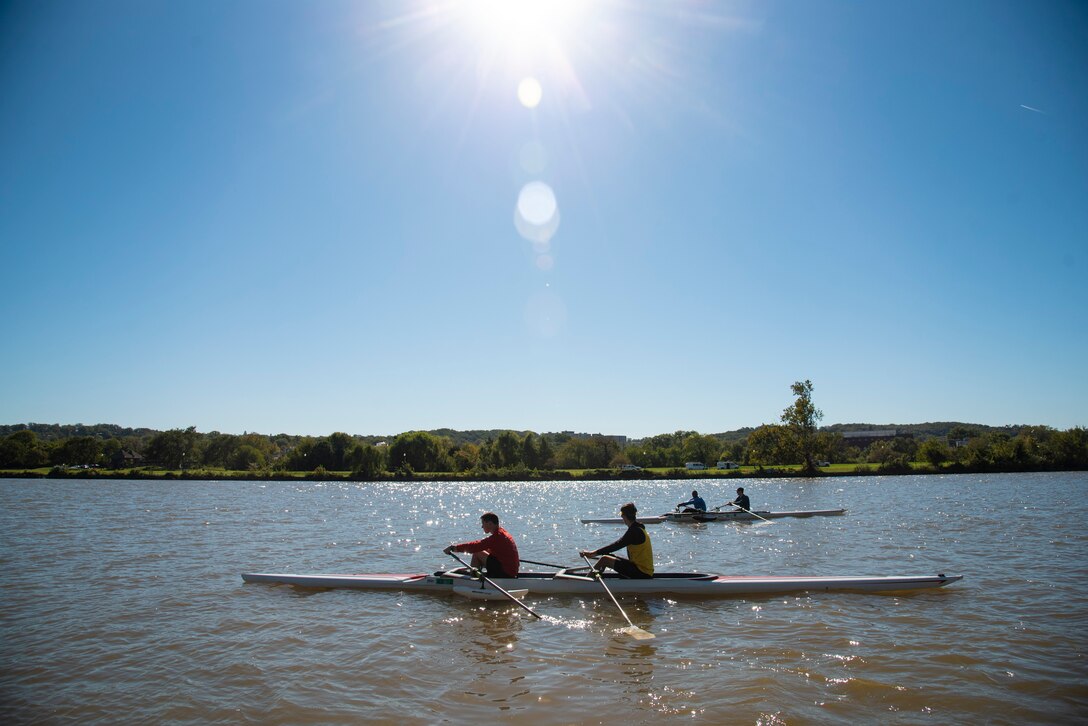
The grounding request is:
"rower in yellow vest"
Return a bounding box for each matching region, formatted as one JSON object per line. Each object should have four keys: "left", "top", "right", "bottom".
{"left": 579, "top": 502, "right": 654, "bottom": 579}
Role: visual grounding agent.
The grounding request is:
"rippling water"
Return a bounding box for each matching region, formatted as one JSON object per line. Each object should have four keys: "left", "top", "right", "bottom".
{"left": 2, "top": 473, "right": 1087, "bottom": 724}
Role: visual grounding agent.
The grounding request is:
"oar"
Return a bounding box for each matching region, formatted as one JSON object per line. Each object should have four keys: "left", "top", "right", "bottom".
{"left": 713, "top": 502, "right": 774, "bottom": 524}
{"left": 446, "top": 551, "right": 542, "bottom": 619}
{"left": 579, "top": 554, "right": 655, "bottom": 640}
{"left": 520, "top": 558, "right": 571, "bottom": 569}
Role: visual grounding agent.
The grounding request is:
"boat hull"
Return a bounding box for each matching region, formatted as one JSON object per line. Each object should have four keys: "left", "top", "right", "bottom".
{"left": 666, "top": 508, "right": 846, "bottom": 522}
{"left": 580, "top": 509, "right": 846, "bottom": 524}
{"left": 241, "top": 570, "right": 961, "bottom": 597}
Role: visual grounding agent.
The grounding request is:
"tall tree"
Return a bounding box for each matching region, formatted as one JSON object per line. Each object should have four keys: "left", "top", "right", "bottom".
{"left": 145, "top": 427, "right": 200, "bottom": 469}
{"left": 328, "top": 432, "right": 353, "bottom": 470}
{"left": 781, "top": 379, "right": 823, "bottom": 473}
{"left": 0, "top": 430, "right": 49, "bottom": 468}
{"left": 389, "top": 431, "right": 452, "bottom": 472}
{"left": 681, "top": 433, "right": 720, "bottom": 465}
{"left": 50, "top": 436, "right": 101, "bottom": 466}
{"left": 348, "top": 443, "right": 385, "bottom": 479}
{"left": 492, "top": 431, "right": 522, "bottom": 469}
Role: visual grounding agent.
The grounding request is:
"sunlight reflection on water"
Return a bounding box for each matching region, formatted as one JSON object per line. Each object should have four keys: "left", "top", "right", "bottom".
{"left": 2, "top": 473, "right": 1087, "bottom": 724}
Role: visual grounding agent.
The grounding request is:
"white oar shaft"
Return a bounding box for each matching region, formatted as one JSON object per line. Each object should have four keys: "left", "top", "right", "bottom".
{"left": 714, "top": 502, "right": 773, "bottom": 523}
{"left": 580, "top": 554, "right": 636, "bottom": 629}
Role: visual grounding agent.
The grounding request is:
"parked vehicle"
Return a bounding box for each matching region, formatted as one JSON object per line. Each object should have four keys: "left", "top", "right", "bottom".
{"left": 685, "top": 462, "right": 708, "bottom": 470}
{"left": 715, "top": 461, "right": 739, "bottom": 470}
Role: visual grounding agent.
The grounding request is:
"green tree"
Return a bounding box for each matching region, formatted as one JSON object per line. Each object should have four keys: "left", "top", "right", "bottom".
{"left": 389, "top": 431, "right": 451, "bottom": 472}
{"left": 0, "top": 430, "right": 49, "bottom": 468}
{"left": 781, "top": 380, "right": 823, "bottom": 473}
{"left": 202, "top": 433, "right": 238, "bottom": 467}
{"left": 492, "top": 431, "right": 522, "bottom": 469}
{"left": 814, "top": 431, "right": 843, "bottom": 464}
{"left": 230, "top": 444, "right": 266, "bottom": 470}
{"left": 918, "top": 438, "right": 951, "bottom": 467}
{"left": 1047, "top": 427, "right": 1088, "bottom": 468}
{"left": 101, "top": 438, "right": 123, "bottom": 463}
{"left": 521, "top": 433, "right": 542, "bottom": 469}
{"left": 719, "top": 440, "right": 745, "bottom": 464}
{"left": 537, "top": 436, "right": 554, "bottom": 469}
{"left": 328, "top": 432, "right": 353, "bottom": 470}
{"left": 348, "top": 443, "right": 385, "bottom": 479}
{"left": 681, "top": 434, "right": 719, "bottom": 466}
{"left": 745, "top": 424, "right": 795, "bottom": 466}
{"left": 145, "top": 427, "right": 200, "bottom": 469}
{"left": 554, "top": 436, "right": 619, "bottom": 469}
{"left": 866, "top": 440, "right": 899, "bottom": 464}
{"left": 452, "top": 443, "right": 482, "bottom": 472}
{"left": 50, "top": 436, "right": 101, "bottom": 466}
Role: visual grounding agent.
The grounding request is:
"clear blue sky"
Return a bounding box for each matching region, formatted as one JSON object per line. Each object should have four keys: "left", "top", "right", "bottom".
{"left": 2, "top": 0, "right": 1085, "bottom": 438}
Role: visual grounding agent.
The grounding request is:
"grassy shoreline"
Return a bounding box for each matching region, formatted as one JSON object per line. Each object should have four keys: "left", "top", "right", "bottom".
{"left": 2, "top": 461, "right": 1082, "bottom": 482}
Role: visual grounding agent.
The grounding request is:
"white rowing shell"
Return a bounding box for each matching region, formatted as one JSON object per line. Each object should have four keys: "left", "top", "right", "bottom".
{"left": 453, "top": 585, "right": 529, "bottom": 601}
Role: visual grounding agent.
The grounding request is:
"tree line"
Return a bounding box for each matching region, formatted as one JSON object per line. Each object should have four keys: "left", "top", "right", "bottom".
{"left": 2, "top": 382, "right": 1085, "bottom": 475}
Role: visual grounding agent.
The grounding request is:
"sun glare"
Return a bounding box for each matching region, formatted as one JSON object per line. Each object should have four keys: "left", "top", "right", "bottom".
{"left": 465, "top": 0, "right": 584, "bottom": 49}
{"left": 517, "top": 77, "right": 543, "bottom": 107}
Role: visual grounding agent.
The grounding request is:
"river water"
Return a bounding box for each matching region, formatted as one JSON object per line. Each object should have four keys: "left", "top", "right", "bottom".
{"left": 2, "top": 472, "right": 1086, "bottom": 724}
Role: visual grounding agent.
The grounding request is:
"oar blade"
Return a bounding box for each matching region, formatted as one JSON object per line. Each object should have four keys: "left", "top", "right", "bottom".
{"left": 621, "top": 625, "right": 656, "bottom": 640}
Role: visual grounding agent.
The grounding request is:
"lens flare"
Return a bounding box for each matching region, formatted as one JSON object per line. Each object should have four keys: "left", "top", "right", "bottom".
{"left": 518, "top": 77, "right": 543, "bottom": 108}
{"left": 514, "top": 180, "right": 560, "bottom": 243}
{"left": 517, "top": 181, "right": 557, "bottom": 226}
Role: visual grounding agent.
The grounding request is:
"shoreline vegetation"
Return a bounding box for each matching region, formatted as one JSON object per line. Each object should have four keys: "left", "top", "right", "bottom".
{"left": 3, "top": 381, "right": 1085, "bottom": 482}
{"left": 2, "top": 458, "right": 1085, "bottom": 482}
{"left": 3, "top": 420, "right": 1086, "bottom": 484}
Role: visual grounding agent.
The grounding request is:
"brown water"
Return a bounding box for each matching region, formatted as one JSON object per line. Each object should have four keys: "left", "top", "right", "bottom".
{"left": 2, "top": 472, "right": 1086, "bottom": 724}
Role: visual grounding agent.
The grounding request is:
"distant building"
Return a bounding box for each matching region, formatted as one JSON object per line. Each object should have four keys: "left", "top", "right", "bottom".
{"left": 559, "top": 432, "right": 628, "bottom": 446}
{"left": 110, "top": 449, "right": 144, "bottom": 468}
{"left": 840, "top": 429, "right": 912, "bottom": 448}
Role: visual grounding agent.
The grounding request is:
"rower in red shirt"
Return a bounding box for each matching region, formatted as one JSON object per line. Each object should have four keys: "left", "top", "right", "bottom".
{"left": 443, "top": 512, "right": 520, "bottom": 578}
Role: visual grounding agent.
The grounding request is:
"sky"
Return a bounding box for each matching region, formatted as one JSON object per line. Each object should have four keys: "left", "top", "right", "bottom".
{"left": 1, "top": 0, "right": 1086, "bottom": 439}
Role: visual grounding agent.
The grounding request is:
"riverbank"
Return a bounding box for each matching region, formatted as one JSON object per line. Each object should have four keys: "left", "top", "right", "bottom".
{"left": 2, "top": 460, "right": 1082, "bottom": 481}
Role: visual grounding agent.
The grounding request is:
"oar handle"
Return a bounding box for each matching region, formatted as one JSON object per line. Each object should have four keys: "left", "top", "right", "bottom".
{"left": 446, "top": 551, "right": 541, "bottom": 619}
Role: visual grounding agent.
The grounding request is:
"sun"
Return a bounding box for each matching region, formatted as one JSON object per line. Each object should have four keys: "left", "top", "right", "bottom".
{"left": 463, "top": 0, "right": 585, "bottom": 50}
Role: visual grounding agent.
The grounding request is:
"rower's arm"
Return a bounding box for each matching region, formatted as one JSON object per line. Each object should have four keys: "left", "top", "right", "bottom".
{"left": 590, "top": 526, "right": 642, "bottom": 556}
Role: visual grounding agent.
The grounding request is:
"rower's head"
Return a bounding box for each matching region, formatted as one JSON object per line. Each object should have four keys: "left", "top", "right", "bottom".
{"left": 480, "top": 512, "right": 499, "bottom": 534}
{"left": 691, "top": 490, "right": 699, "bottom": 497}
{"left": 737, "top": 487, "right": 745, "bottom": 494}
{"left": 620, "top": 502, "right": 637, "bottom": 523}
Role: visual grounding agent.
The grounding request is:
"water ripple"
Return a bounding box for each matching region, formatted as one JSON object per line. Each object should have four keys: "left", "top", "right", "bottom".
{"left": 2, "top": 472, "right": 1087, "bottom": 724}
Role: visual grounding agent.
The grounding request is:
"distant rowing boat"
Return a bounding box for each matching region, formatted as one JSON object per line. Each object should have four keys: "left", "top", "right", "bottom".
{"left": 242, "top": 567, "right": 961, "bottom": 597}
{"left": 580, "top": 508, "right": 846, "bottom": 524}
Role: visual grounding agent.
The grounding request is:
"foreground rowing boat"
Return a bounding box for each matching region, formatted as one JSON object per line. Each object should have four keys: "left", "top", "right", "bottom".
{"left": 580, "top": 508, "right": 846, "bottom": 524}
{"left": 241, "top": 567, "right": 961, "bottom": 597}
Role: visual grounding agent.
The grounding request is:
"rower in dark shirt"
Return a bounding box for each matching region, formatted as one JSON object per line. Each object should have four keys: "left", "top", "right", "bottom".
{"left": 729, "top": 487, "right": 751, "bottom": 512}
{"left": 579, "top": 502, "right": 654, "bottom": 579}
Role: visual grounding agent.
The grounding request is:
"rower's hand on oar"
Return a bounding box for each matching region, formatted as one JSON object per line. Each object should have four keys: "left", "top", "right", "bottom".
{"left": 578, "top": 550, "right": 595, "bottom": 559}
